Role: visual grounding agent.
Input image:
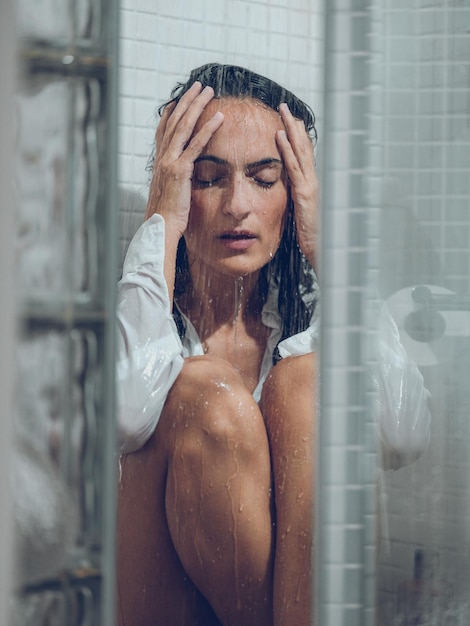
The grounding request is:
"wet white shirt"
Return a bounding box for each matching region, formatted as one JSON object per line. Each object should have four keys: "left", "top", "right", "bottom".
{"left": 116, "top": 214, "right": 320, "bottom": 453}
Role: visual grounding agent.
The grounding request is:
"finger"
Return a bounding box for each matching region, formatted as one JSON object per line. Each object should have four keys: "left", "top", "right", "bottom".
{"left": 155, "top": 101, "right": 177, "bottom": 157}
{"left": 183, "top": 111, "right": 224, "bottom": 163}
{"left": 276, "top": 129, "right": 305, "bottom": 186}
{"left": 164, "top": 81, "right": 203, "bottom": 131}
{"left": 165, "top": 84, "right": 216, "bottom": 156}
{"left": 276, "top": 128, "right": 319, "bottom": 207}
{"left": 156, "top": 82, "right": 203, "bottom": 154}
{"left": 279, "top": 102, "right": 305, "bottom": 141}
{"left": 279, "top": 103, "right": 314, "bottom": 174}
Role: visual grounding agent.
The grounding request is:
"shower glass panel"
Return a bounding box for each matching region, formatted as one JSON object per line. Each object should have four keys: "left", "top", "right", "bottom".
{"left": 116, "top": 1, "right": 470, "bottom": 624}
{"left": 370, "top": 1, "right": 470, "bottom": 624}
{"left": 16, "top": 78, "right": 100, "bottom": 300}
{"left": 13, "top": 0, "right": 119, "bottom": 623}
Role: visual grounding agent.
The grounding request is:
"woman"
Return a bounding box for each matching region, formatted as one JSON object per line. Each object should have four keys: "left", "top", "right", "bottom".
{"left": 117, "top": 63, "right": 319, "bottom": 626}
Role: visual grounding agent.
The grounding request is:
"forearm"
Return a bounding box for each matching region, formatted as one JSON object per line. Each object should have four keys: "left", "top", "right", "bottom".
{"left": 161, "top": 221, "right": 181, "bottom": 308}
{"left": 116, "top": 215, "right": 184, "bottom": 453}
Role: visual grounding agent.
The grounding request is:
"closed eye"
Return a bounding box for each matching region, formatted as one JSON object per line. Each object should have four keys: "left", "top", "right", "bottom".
{"left": 193, "top": 157, "right": 227, "bottom": 188}
{"left": 252, "top": 177, "right": 276, "bottom": 188}
{"left": 247, "top": 159, "right": 283, "bottom": 190}
{"left": 193, "top": 177, "right": 223, "bottom": 188}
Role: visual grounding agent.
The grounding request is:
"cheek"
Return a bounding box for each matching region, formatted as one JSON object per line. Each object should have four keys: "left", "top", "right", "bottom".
{"left": 186, "top": 194, "right": 209, "bottom": 236}
{"left": 267, "top": 194, "right": 288, "bottom": 238}
{"left": 184, "top": 212, "right": 203, "bottom": 254}
{"left": 185, "top": 193, "right": 221, "bottom": 254}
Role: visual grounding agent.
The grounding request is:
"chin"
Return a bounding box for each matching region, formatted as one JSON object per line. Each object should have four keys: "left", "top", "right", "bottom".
{"left": 217, "top": 257, "right": 266, "bottom": 278}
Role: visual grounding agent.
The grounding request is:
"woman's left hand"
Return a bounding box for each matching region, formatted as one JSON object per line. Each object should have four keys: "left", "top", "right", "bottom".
{"left": 276, "top": 103, "right": 319, "bottom": 273}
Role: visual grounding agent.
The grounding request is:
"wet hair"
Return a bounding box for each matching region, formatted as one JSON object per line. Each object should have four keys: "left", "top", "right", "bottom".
{"left": 158, "top": 63, "right": 317, "bottom": 140}
{"left": 158, "top": 63, "right": 318, "bottom": 362}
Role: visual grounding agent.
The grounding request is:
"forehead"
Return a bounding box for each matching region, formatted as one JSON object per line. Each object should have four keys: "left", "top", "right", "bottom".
{"left": 196, "top": 98, "right": 284, "bottom": 158}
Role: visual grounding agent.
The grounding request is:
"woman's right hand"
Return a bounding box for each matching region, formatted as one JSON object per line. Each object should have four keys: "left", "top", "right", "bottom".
{"left": 144, "top": 82, "right": 224, "bottom": 239}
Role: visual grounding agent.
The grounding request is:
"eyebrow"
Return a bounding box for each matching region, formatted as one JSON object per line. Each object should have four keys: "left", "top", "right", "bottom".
{"left": 194, "top": 155, "right": 283, "bottom": 169}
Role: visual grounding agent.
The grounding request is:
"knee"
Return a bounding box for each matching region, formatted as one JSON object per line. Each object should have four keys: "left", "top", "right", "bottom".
{"left": 168, "top": 355, "right": 247, "bottom": 413}
{"left": 261, "top": 353, "right": 317, "bottom": 407}
{"left": 162, "top": 356, "right": 265, "bottom": 452}
{"left": 260, "top": 353, "right": 317, "bottom": 444}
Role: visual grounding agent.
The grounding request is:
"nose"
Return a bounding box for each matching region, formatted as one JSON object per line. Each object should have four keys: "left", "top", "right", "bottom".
{"left": 221, "top": 176, "right": 251, "bottom": 221}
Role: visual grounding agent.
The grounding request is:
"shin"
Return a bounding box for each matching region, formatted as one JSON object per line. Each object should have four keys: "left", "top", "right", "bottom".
{"left": 260, "top": 353, "right": 317, "bottom": 626}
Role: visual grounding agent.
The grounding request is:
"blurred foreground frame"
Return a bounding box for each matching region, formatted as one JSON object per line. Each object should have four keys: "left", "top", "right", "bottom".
{"left": 11, "top": 0, "right": 119, "bottom": 623}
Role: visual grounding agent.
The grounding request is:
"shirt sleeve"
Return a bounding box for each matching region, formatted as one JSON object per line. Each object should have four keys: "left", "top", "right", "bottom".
{"left": 373, "top": 301, "right": 431, "bottom": 470}
{"left": 116, "top": 214, "right": 184, "bottom": 453}
{"left": 277, "top": 305, "right": 320, "bottom": 358}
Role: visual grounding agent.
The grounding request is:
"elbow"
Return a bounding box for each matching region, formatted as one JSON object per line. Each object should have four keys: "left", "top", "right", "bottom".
{"left": 378, "top": 416, "right": 431, "bottom": 471}
{"left": 117, "top": 399, "right": 162, "bottom": 454}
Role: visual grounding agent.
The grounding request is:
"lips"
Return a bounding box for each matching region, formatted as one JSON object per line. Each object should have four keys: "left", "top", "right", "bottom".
{"left": 219, "top": 230, "right": 256, "bottom": 240}
{"left": 217, "top": 230, "right": 257, "bottom": 250}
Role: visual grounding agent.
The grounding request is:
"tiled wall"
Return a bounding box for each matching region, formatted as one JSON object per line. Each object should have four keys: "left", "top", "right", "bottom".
{"left": 370, "top": 1, "right": 470, "bottom": 624}
{"left": 118, "top": 0, "right": 325, "bottom": 262}
{"left": 117, "top": 1, "right": 374, "bottom": 624}
{"left": 117, "top": 0, "right": 470, "bottom": 624}
{"left": 315, "top": 1, "right": 376, "bottom": 625}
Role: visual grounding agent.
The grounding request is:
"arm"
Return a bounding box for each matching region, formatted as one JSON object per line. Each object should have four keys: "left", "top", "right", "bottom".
{"left": 144, "top": 81, "right": 224, "bottom": 304}
{"left": 374, "top": 302, "right": 431, "bottom": 469}
{"left": 116, "top": 215, "right": 184, "bottom": 453}
{"left": 117, "top": 84, "right": 224, "bottom": 452}
{"left": 276, "top": 103, "right": 319, "bottom": 273}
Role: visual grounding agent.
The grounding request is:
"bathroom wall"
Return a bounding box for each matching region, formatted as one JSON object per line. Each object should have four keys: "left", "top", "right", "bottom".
{"left": 5, "top": 0, "right": 467, "bottom": 622}
{"left": 370, "top": 1, "right": 470, "bottom": 624}
{"left": 315, "top": 1, "right": 377, "bottom": 624}
{"left": 116, "top": 2, "right": 373, "bottom": 625}
{"left": 117, "top": 1, "right": 470, "bottom": 624}
{"left": 117, "top": 0, "right": 325, "bottom": 261}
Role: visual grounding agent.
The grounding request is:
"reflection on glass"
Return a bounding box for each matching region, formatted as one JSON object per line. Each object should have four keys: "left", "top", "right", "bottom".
{"left": 15, "top": 328, "right": 105, "bottom": 572}
{"left": 16, "top": 78, "right": 103, "bottom": 301}
{"left": 373, "top": 1, "right": 470, "bottom": 624}
{"left": 13, "top": 0, "right": 117, "bottom": 620}
{"left": 16, "top": 0, "right": 94, "bottom": 41}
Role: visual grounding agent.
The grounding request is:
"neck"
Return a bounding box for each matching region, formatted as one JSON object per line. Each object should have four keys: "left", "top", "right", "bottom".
{"left": 177, "top": 268, "right": 264, "bottom": 339}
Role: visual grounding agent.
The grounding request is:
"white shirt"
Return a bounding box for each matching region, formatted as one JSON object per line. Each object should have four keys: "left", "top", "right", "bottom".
{"left": 116, "top": 214, "right": 319, "bottom": 453}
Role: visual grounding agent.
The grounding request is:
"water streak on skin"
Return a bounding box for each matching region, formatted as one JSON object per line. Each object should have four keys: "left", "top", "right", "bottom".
{"left": 296, "top": 530, "right": 309, "bottom": 603}
{"left": 225, "top": 433, "right": 242, "bottom": 611}
{"left": 195, "top": 431, "right": 207, "bottom": 579}
{"left": 170, "top": 416, "right": 183, "bottom": 546}
{"left": 233, "top": 277, "right": 244, "bottom": 338}
{"left": 118, "top": 455, "right": 124, "bottom": 484}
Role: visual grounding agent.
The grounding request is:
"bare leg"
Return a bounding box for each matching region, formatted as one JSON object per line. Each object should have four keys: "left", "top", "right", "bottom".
{"left": 117, "top": 425, "right": 220, "bottom": 625}
{"left": 117, "top": 355, "right": 274, "bottom": 626}
{"left": 260, "top": 353, "right": 317, "bottom": 626}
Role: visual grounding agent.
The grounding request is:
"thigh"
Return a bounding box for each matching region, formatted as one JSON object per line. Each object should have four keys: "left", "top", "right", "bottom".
{"left": 162, "top": 355, "right": 275, "bottom": 626}
{"left": 117, "top": 424, "right": 221, "bottom": 626}
{"left": 117, "top": 354, "right": 275, "bottom": 626}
